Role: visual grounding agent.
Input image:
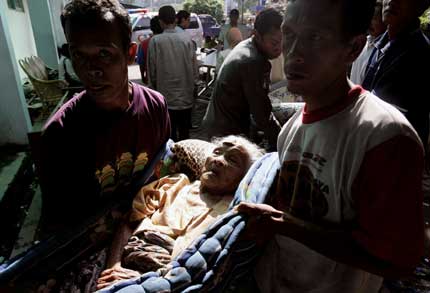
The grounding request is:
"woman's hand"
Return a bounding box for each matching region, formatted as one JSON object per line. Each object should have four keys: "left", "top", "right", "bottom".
{"left": 96, "top": 263, "right": 141, "bottom": 290}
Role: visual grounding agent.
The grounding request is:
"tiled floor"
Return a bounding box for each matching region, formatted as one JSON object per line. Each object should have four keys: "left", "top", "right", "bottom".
{"left": 0, "top": 151, "right": 26, "bottom": 202}
{"left": 11, "top": 186, "right": 42, "bottom": 258}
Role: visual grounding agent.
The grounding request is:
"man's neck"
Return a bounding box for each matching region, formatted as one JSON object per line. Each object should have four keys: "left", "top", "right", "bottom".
{"left": 94, "top": 81, "right": 132, "bottom": 112}
{"left": 252, "top": 37, "right": 269, "bottom": 60}
{"left": 304, "top": 77, "right": 351, "bottom": 112}
{"left": 165, "top": 24, "right": 176, "bottom": 30}
{"left": 387, "top": 19, "right": 419, "bottom": 40}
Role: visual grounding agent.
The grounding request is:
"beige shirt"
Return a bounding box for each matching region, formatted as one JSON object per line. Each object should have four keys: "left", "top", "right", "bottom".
{"left": 130, "top": 173, "right": 232, "bottom": 258}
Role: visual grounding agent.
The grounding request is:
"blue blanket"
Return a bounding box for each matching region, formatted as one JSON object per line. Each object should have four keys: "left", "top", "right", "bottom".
{"left": 100, "top": 152, "right": 280, "bottom": 293}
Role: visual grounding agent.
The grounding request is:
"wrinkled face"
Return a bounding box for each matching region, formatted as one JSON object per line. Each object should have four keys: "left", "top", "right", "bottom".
{"left": 200, "top": 142, "right": 251, "bottom": 195}
{"left": 369, "top": 5, "right": 386, "bottom": 37}
{"left": 382, "top": 0, "right": 423, "bottom": 26}
{"left": 282, "top": 0, "right": 351, "bottom": 99}
{"left": 65, "top": 19, "right": 131, "bottom": 105}
{"left": 255, "top": 29, "right": 283, "bottom": 59}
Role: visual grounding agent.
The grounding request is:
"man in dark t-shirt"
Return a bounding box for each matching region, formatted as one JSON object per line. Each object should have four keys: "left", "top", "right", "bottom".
{"left": 202, "top": 8, "right": 283, "bottom": 150}
{"left": 39, "top": 0, "right": 170, "bottom": 232}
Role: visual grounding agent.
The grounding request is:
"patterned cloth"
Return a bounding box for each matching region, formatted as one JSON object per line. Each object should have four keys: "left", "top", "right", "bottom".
{"left": 171, "top": 139, "right": 216, "bottom": 180}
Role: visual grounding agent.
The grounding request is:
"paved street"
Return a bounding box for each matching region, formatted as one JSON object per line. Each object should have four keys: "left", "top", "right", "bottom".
{"left": 128, "top": 64, "right": 143, "bottom": 85}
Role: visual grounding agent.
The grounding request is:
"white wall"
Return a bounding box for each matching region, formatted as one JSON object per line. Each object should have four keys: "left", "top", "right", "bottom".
{"left": 4, "top": 0, "right": 38, "bottom": 81}
{"left": 28, "top": 0, "right": 59, "bottom": 69}
{"left": 49, "top": 0, "right": 68, "bottom": 48}
{"left": 0, "top": 1, "right": 32, "bottom": 145}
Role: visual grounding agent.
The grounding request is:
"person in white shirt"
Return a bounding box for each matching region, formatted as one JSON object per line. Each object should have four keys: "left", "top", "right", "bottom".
{"left": 236, "top": 0, "right": 425, "bottom": 292}
{"left": 58, "top": 43, "right": 81, "bottom": 87}
{"left": 350, "top": 1, "right": 386, "bottom": 84}
{"left": 176, "top": 10, "right": 190, "bottom": 31}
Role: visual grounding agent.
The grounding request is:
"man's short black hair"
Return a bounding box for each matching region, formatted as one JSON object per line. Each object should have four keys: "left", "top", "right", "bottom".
{"left": 287, "top": 0, "right": 375, "bottom": 40}
{"left": 254, "top": 8, "right": 283, "bottom": 36}
{"left": 176, "top": 10, "right": 190, "bottom": 23}
{"left": 159, "top": 5, "right": 176, "bottom": 25}
{"left": 150, "top": 16, "right": 163, "bottom": 35}
{"left": 61, "top": 0, "right": 131, "bottom": 51}
{"left": 336, "top": 0, "right": 376, "bottom": 40}
{"left": 230, "top": 9, "right": 239, "bottom": 16}
{"left": 419, "top": 0, "right": 430, "bottom": 16}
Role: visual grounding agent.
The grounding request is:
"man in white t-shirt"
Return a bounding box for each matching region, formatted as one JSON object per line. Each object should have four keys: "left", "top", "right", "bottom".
{"left": 236, "top": 0, "right": 425, "bottom": 292}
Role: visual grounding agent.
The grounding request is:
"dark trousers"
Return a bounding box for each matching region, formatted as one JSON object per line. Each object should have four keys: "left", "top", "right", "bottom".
{"left": 168, "top": 108, "right": 192, "bottom": 141}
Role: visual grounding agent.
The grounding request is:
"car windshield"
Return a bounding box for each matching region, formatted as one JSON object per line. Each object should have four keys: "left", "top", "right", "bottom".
{"left": 131, "top": 15, "right": 151, "bottom": 30}
{"left": 187, "top": 16, "right": 199, "bottom": 29}
{"left": 200, "top": 16, "right": 216, "bottom": 26}
{"left": 130, "top": 14, "right": 139, "bottom": 26}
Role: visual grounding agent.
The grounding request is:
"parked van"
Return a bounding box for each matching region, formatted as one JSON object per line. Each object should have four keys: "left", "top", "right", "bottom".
{"left": 130, "top": 12, "right": 156, "bottom": 43}
{"left": 186, "top": 13, "right": 204, "bottom": 48}
{"left": 130, "top": 12, "right": 204, "bottom": 48}
{"left": 198, "top": 14, "right": 221, "bottom": 38}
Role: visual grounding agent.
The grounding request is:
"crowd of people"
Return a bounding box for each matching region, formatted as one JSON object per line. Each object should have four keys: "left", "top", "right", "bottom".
{"left": 37, "top": 0, "right": 430, "bottom": 292}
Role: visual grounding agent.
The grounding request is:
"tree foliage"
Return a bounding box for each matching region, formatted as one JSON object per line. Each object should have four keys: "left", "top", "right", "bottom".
{"left": 183, "top": 0, "right": 224, "bottom": 23}
{"left": 420, "top": 8, "right": 430, "bottom": 28}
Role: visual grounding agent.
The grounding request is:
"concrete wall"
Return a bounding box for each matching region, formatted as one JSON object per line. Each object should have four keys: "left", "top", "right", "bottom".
{"left": 49, "top": 0, "right": 67, "bottom": 49}
{"left": 4, "top": 0, "right": 38, "bottom": 81}
{"left": 0, "top": 1, "right": 32, "bottom": 145}
{"left": 28, "top": 0, "right": 59, "bottom": 69}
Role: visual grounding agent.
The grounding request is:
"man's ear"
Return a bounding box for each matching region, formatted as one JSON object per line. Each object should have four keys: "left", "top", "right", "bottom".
{"left": 128, "top": 42, "right": 138, "bottom": 65}
{"left": 253, "top": 30, "right": 262, "bottom": 43}
{"left": 345, "top": 34, "right": 366, "bottom": 64}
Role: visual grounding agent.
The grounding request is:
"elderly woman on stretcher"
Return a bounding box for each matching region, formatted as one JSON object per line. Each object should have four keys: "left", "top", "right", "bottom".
{"left": 96, "top": 135, "right": 264, "bottom": 290}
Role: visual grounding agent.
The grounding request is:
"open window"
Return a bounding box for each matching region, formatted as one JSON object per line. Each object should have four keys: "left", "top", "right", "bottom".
{"left": 7, "top": 0, "right": 24, "bottom": 12}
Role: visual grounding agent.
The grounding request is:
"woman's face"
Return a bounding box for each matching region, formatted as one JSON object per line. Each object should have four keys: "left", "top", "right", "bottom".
{"left": 200, "top": 141, "right": 251, "bottom": 195}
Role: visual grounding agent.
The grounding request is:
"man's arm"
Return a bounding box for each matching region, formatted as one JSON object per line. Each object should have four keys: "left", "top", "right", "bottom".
{"left": 96, "top": 219, "right": 140, "bottom": 290}
{"left": 190, "top": 41, "right": 199, "bottom": 84}
{"left": 96, "top": 175, "right": 171, "bottom": 290}
{"left": 241, "top": 61, "right": 281, "bottom": 150}
{"left": 237, "top": 135, "right": 424, "bottom": 279}
{"left": 39, "top": 123, "right": 98, "bottom": 234}
{"left": 217, "top": 26, "right": 226, "bottom": 50}
{"left": 106, "top": 219, "right": 135, "bottom": 269}
{"left": 147, "top": 38, "right": 157, "bottom": 90}
{"left": 238, "top": 203, "right": 412, "bottom": 279}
